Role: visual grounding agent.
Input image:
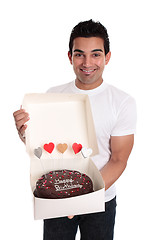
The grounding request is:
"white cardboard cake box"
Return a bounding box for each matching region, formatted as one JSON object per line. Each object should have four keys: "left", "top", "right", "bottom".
{"left": 23, "top": 93, "right": 105, "bottom": 220}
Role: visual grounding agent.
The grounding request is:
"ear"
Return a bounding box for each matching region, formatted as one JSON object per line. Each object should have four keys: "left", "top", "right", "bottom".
{"left": 105, "top": 51, "right": 111, "bottom": 65}
{"left": 68, "top": 51, "right": 72, "bottom": 65}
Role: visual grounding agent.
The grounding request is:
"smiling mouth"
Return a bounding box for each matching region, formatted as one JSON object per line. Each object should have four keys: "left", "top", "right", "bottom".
{"left": 80, "top": 69, "right": 96, "bottom": 73}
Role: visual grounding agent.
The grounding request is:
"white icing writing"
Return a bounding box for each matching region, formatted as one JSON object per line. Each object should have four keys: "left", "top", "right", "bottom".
{"left": 55, "top": 179, "right": 74, "bottom": 184}
{"left": 55, "top": 183, "right": 83, "bottom": 191}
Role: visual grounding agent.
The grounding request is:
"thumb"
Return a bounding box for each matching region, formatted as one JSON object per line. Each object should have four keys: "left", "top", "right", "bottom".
{"left": 68, "top": 215, "right": 74, "bottom": 219}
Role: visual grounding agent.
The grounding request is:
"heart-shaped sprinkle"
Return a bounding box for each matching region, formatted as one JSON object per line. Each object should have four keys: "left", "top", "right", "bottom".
{"left": 34, "top": 147, "right": 42, "bottom": 159}
{"left": 57, "top": 143, "right": 68, "bottom": 153}
{"left": 81, "top": 147, "right": 93, "bottom": 158}
{"left": 72, "top": 143, "right": 82, "bottom": 154}
{"left": 43, "top": 142, "right": 55, "bottom": 154}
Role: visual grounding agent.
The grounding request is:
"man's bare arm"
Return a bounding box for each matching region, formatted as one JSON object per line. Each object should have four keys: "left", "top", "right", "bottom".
{"left": 100, "top": 134, "right": 134, "bottom": 190}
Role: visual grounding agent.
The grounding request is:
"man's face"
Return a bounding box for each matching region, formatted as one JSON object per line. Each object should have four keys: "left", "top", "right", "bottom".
{"left": 68, "top": 37, "right": 111, "bottom": 89}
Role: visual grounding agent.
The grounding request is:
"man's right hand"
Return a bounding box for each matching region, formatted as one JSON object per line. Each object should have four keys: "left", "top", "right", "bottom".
{"left": 13, "top": 108, "right": 30, "bottom": 143}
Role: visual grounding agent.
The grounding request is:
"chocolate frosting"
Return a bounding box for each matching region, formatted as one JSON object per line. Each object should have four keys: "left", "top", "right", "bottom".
{"left": 34, "top": 169, "right": 93, "bottom": 199}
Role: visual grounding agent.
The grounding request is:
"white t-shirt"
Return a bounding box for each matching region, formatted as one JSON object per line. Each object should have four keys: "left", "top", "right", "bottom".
{"left": 47, "top": 81, "right": 137, "bottom": 202}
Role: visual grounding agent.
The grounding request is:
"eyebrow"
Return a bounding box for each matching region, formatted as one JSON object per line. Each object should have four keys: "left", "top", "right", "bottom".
{"left": 73, "top": 49, "right": 103, "bottom": 53}
{"left": 92, "top": 49, "right": 103, "bottom": 53}
{"left": 74, "top": 49, "right": 84, "bottom": 53}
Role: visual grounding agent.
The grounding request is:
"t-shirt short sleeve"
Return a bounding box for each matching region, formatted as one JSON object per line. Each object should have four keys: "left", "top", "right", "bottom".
{"left": 111, "top": 96, "right": 137, "bottom": 136}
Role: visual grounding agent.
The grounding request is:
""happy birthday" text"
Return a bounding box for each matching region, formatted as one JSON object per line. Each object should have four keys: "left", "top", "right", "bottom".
{"left": 55, "top": 183, "right": 83, "bottom": 191}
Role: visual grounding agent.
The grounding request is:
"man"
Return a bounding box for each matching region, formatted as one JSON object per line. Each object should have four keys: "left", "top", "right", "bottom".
{"left": 13, "top": 19, "right": 136, "bottom": 240}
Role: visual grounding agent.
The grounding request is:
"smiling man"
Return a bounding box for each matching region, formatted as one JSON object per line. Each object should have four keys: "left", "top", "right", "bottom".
{"left": 13, "top": 20, "right": 137, "bottom": 240}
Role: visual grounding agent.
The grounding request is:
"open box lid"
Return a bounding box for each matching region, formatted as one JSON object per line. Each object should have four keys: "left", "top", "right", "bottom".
{"left": 22, "top": 93, "right": 99, "bottom": 160}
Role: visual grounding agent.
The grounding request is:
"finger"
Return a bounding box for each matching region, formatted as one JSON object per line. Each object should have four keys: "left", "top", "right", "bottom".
{"left": 19, "top": 124, "right": 27, "bottom": 136}
{"left": 13, "top": 109, "right": 26, "bottom": 117}
{"left": 14, "top": 111, "right": 29, "bottom": 122}
{"left": 18, "top": 125, "right": 27, "bottom": 143}
{"left": 68, "top": 216, "right": 74, "bottom": 219}
{"left": 15, "top": 115, "right": 30, "bottom": 130}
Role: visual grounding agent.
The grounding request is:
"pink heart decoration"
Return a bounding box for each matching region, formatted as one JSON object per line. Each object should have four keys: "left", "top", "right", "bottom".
{"left": 72, "top": 143, "right": 82, "bottom": 154}
{"left": 43, "top": 142, "right": 55, "bottom": 154}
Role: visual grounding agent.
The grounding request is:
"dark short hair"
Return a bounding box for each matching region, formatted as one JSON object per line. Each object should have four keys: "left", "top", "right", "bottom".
{"left": 69, "top": 19, "right": 110, "bottom": 56}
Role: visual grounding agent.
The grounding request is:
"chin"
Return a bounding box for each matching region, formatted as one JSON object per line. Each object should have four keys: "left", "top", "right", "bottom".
{"left": 79, "top": 80, "right": 95, "bottom": 85}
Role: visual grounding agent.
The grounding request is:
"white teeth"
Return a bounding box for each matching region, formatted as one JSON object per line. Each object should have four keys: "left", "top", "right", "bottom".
{"left": 81, "top": 69, "right": 94, "bottom": 73}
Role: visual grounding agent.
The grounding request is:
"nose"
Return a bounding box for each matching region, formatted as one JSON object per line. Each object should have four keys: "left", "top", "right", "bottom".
{"left": 82, "top": 56, "right": 92, "bottom": 68}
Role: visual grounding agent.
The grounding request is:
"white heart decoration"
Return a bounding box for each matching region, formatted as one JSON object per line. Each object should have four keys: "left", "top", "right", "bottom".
{"left": 81, "top": 147, "right": 93, "bottom": 158}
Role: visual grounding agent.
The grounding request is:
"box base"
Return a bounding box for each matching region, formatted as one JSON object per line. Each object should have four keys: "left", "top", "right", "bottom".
{"left": 34, "top": 189, "right": 105, "bottom": 220}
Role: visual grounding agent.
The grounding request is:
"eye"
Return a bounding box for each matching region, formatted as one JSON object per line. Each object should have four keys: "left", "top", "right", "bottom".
{"left": 93, "top": 53, "right": 100, "bottom": 57}
{"left": 75, "top": 53, "right": 83, "bottom": 57}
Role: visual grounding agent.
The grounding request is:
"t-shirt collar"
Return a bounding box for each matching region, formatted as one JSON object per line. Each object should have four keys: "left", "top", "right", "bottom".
{"left": 70, "top": 80, "right": 107, "bottom": 96}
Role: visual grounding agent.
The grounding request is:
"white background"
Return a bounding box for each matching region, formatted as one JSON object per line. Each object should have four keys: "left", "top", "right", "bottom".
{"left": 1, "top": 0, "right": 160, "bottom": 239}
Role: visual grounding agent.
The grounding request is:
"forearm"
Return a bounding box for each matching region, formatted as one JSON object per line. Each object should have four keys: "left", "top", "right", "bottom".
{"left": 100, "top": 157, "right": 127, "bottom": 190}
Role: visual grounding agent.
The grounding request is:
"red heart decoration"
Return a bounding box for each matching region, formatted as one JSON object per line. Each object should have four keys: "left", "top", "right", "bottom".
{"left": 72, "top": 143, "right": 82, "bottom": 154}
{"left": 43, "top": 142, "right": 55, "bottom": 154}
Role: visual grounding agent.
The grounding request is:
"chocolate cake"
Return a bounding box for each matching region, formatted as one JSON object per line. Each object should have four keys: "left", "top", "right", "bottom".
{"left": 34, "top": 169, "right": 93, "bottom": 199}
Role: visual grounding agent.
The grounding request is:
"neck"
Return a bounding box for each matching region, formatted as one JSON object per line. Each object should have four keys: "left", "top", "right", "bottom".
{"left": 75, "top": 78, "right": 103, "bottom": 90}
